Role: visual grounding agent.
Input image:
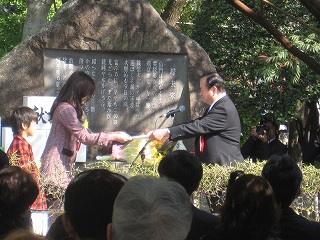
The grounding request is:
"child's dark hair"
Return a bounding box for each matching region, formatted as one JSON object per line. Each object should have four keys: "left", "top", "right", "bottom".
{"left": 10, "top": 107, "right": 38, "bottom": 135}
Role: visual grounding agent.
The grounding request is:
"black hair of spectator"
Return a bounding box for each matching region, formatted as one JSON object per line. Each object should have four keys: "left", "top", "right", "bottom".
{"left": 0, "top": 166, "right": 38, "bottom": 215}
{"left": 262, "top": 154, "right": 303, "bottom": 208}
{"left": 64, "top": 168, "right": 127, "bottom": 239}
{"left": 158, "top": 150, "right": 203, "bottom": 195}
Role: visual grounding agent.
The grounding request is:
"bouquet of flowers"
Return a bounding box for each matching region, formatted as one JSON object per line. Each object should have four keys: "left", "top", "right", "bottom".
{"left": 97, "top": 137, "right": 174, "bottom": 166}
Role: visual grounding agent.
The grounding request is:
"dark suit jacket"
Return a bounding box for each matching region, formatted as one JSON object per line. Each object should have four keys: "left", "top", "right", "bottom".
{"left": 169, "top": 95, "right": 244, "bottom": 165}
{"left": 302, "top": 139, "right": 320, "bottom": 164}
{"left": 187, "top": 206, "right": 221, "bottom": 240}
{"left": 241, "top": 136, "right": 288, "bottom": 162}
{"left": 279, "top": 207, "right": 320, "bottom": 240}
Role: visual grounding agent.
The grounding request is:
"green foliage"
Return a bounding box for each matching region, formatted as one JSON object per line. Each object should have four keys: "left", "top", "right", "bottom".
{"left": 149, "top": 0, "right": 320, "bottom": 141}
{"left": 2, "top": 0, "right": 320, "bottom": 146}
{"left": 80, "top": 160, "right": 320, "bottom": 221}
{"left": 261, "top": 33, "right": 320, "bottom": 85}
{"left": 178, "top": 0, "right": 204, "bottom": 35}
{"left": 188, "top": 2, "right": 277, "bottom": 140}
{"left": 184, "top": 0, "right": 320, "bottom": 142}
{"left": 200, "top": 161, "right": 320, "bottom": 221}
{"left": 0, "top": 0, "right": 63, "bottom": 58}
{"left": 0, "top": 0, "right": 27, "bottom": 58}
{"left": 149, "top": 0, "right": 170, "bottom": 14}
{"left": 47, "top": 0, "right": 63, "bottom": 21}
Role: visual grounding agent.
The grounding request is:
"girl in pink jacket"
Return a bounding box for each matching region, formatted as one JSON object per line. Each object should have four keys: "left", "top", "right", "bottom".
{"left": 41, "top": 71, "right": 131, "bottom": 209}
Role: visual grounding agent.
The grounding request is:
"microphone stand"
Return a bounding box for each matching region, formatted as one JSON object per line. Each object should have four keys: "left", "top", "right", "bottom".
{"left": 132, "top": 114, "right": 173, "bottom": 166}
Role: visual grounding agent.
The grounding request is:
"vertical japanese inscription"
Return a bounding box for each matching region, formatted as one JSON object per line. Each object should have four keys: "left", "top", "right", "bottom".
{"left": 44, "top": 50, "right": 187, "bottom": 132}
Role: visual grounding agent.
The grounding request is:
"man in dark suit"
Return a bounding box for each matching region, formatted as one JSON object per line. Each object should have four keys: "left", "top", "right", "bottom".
{"left": 150, "top": 72, "right": 244, "bottom": 165}
{"left": 241, "top": 114, "right": 288, "bottom": 162}
{"left": 262, "top": 154, "right": 320, "bottom": 240}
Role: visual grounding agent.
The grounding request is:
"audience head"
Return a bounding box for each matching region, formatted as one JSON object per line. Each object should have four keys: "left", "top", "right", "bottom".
{"left": 0, "top": 166, "right": 38, "bottom": 216}
{"left": 158, "top": 150, "right": 203, "bottom": 195}
{"left": 50, "top": 71, "right": 96, "bottom": 120}
{"left": 63, "top": 169, "right": 127, "bottom": 240}
{"left": 110, "top": 176, "right": 192, "bottom": 240}
{"left": 219, "top": 173, "right": 278, "bottom": 239}
{"left": 262, "top": 154, "right": 302, "bottom": 208}
{"left": 10, "top": 107, "right": 38, "bottom": 135}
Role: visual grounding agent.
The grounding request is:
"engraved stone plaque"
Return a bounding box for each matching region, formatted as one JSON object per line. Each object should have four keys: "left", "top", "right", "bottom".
{"left": 44, "top": 49, "right": 188, "bottom": 134}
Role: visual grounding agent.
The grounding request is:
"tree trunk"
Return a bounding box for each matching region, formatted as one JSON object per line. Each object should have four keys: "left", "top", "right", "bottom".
{"left": 289, "top": 100, "right": 319, "bottom": 161}
{"left": 288, "top": 101, "right": 305, "bottom": 161}
{"left": 22, "top": 0, "right": 54, "bottom": 40}
{"left": 161, "top": 0, "right": 187, "bottom": 28}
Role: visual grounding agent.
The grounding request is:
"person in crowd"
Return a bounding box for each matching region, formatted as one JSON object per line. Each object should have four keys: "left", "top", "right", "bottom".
{"left": 0, "top": 149, "right": 9, "bottom": 170}
{"left": 6, "top": 106, "right": 47, "bottom": 210}
{"left": 202, "top": 173, "right": 280, "bottom": 240}
{"left": 107, "top": 176, "right": 193, "bottom": 240}
{"left": 40, "top": 71, "right": 131, "bottom": 209}
{"left": 241, "top": 114, "right": 287, "bottom": 162}
{"left": 149, "top": 72, "right": 244, "bottom": 165}
{"left": 302, "top": 127, "right": 320, "bottom": 165}
{"left": 0, "top": 166, "right": 39, "bottom": 238}
{"left": 46, "top": 168, "right": 127, "bottom": 240}
{"left": 262, "top": 154, "right": 320, "bottom": 240}
{"left": 158, "top": 150, "right": 220, "bottom": 240}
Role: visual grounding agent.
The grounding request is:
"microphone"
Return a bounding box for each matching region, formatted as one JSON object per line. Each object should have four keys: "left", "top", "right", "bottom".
{"left": 162, "top": 105, "right": 186, "bottom": 118}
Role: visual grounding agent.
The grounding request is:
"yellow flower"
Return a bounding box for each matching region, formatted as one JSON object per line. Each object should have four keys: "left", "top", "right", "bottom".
{"left": 83, "top": 119, "right": 89, "bottom": 129}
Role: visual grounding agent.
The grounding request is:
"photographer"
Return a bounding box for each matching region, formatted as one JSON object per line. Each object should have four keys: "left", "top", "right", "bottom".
{"left": 241, "top": 115, "right": 288, "bottom": 162}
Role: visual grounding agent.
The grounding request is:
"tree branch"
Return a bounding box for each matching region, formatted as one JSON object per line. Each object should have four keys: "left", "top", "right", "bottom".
{"left": 225, "top": 0, "right": 320, "bottom": 75}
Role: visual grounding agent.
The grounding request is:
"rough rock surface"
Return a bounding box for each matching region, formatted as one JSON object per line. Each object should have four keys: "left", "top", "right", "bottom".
{"left": 0, "top": 0, "right": 215, "bottom": 126}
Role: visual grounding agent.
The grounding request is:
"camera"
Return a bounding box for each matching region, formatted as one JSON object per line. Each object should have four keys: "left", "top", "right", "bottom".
{"left": 256, "top": 125, "right": 269, "bottom": 135}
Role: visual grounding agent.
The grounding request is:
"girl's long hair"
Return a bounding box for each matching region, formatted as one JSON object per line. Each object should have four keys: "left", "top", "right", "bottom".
{"left": 49, "top": 71, "right": 95, "bottom": 121}
{"left": 218, "top": 174, "right": 279, "bottom": 240}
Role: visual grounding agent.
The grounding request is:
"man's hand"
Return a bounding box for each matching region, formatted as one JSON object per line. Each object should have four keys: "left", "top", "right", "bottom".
{"left": 148, "top": 129, "right": 169, "bottom": 141}
{"left": 109, "top": 131, "right": 132, "bottom": 143}
{"left": 250, "top": 126, "right": 267, "bottom": 142}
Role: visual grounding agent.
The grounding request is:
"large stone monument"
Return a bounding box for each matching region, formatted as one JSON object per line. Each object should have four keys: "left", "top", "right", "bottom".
{"left": 0, "top": 0, "right": 215, "bottom": 152}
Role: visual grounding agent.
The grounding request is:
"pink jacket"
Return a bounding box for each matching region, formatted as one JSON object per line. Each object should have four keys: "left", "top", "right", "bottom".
{"left": 40, "top": 102, "right": 110, "bottom": 189}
